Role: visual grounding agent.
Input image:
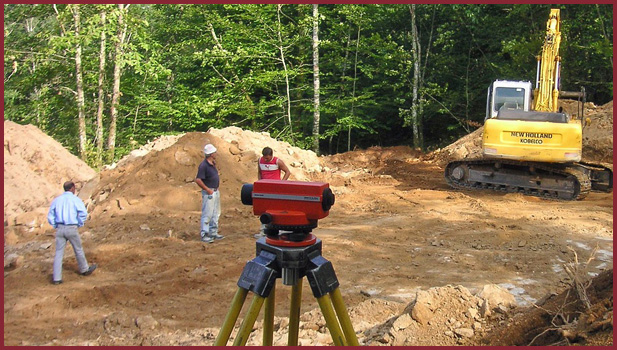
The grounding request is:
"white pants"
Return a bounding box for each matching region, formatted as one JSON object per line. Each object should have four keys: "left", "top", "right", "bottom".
{"left": 200, "top": 190, "right": 221, "bottom": 239}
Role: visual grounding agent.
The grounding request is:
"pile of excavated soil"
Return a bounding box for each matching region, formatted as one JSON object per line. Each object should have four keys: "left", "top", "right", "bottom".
{"left": 86, "top": 127, "right": 327, "bottom": 223}
{"left": 208, "top": 126, "right": 324, "bottom": 180}
{"left": 3, "top": 120, "right": 97, "bottom": 239}
{"left": 426, "top": 100, "right": 614, "bottom": 167}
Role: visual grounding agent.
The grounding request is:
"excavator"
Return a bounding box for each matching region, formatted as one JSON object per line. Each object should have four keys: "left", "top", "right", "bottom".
{"left": 445, "top": 8, "right": 612, "bottom": 200}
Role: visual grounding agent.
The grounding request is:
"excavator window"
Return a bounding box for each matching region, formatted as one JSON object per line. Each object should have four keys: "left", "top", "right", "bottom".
{"left": 494, "top": 87, "right": 526, "bottom": 114}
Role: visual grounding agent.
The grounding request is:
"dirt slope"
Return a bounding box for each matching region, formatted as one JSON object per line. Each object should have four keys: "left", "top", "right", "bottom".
{"left": 3, "top": 107, "right": 613, "bottom": 346}
{"left": 3, "top": 120, "right": 97, "bottom": 243}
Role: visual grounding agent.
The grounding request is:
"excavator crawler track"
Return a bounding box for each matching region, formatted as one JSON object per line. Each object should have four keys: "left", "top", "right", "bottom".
{"left": 444, "top": 159, "right": 612, "bottom": 201}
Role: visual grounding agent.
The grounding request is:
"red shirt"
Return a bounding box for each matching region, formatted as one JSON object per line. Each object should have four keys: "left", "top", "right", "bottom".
{"left": 259, "top": 156, "right": 281, "bottom": 180}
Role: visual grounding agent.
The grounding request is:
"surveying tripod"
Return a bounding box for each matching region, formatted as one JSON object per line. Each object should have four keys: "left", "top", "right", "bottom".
{"left": 214, "top": 232, "right": 359, "bottom": 346}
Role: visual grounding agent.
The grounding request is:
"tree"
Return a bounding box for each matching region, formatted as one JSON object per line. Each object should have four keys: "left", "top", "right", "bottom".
{"left": 312, "top": 4, "right": 320, "bottom": 154}
{"left": 107, "top": 4, "right": 128, "bottom": 162}
{"left": 95, "top": 10, "right": 107, "bottom": 167}
{"left": 69, "top": 4, "right": 87, "bottom": 161}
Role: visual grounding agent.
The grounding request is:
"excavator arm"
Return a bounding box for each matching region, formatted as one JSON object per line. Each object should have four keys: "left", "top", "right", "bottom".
{"left": 532, "top": 8, "right": 561, "bottom": 113}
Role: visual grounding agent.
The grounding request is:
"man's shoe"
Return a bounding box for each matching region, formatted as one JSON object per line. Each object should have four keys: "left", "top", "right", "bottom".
{"left": 52, "top": 280, "right": 63, "bottom": 285}
{"left": 81, "top": 264, "right": 97, "bottom": 276}
{"left": 201, "top": 236, "right": 214, "bottom": 243}
{"left": 212, "top": 234, "right": 225, "bottom": 240}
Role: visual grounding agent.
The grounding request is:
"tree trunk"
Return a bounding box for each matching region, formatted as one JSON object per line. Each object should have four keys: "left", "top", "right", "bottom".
{"left": 277, "top": 4, "right": 293, "bottom": 136}
{"left": 348, "top": 23, "right": 361, "bottom": 152}
{"left": 312, "top": 4, "right": 320, "bottom": 154}
{"left": 107, "top": 4, "right": 127, "bottom": 162}
{"left": 71, "top": 5, "right": 87, "bottom": 161}
{"left": 96, "top": 11, "right": 107, "bottom": 167}
{"left": 409, "top": 4, "right": 423, "bottom": 150}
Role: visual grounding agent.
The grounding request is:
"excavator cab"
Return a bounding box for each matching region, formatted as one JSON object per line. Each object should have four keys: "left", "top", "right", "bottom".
{"left": 485, "top": 80, "right": 532, "bottom": 120}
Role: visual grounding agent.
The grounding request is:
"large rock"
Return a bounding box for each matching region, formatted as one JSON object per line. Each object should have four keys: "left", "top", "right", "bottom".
{"left": 477, "top": 284, "right": 517, "bottom": 309}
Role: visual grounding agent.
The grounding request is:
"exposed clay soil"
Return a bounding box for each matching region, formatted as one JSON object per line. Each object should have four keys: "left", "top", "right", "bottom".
{"left": 3, "top": 100, "right": 613, "bottom": 346}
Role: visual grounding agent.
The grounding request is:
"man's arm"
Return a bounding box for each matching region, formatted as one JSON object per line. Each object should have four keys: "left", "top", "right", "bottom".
{"left": 47, "top": 200, "right": 57, "bottom": 228}
{"left": 75, "top": 197, "right": 88, "bottom": 227}
{"left": 278, "top": 159, "right": 291, "bottom": 180}
{"left": 195, "top": 178, "right": 214, "bottom": 195}
{"left": 257, "top": 161, "right": 262, "bottom": 180}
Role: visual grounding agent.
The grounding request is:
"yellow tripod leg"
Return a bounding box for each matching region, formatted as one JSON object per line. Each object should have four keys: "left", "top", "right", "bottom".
{"left": 263, "top": 282, "right": 275, "bottom": 346}
{"left": 214, "top": 288, "right": 249, "bottom": 346}
{"left": 316, "top": 294, "right": 347, "bottom": 346}
{"left": 232, "top": 294, "right": 266, "bottom": 346}
{"left": 330, "top": 288, "right": 360, "bottom": 346}
{"left": 288, "top": 278, "right": 303, "bottom": 346}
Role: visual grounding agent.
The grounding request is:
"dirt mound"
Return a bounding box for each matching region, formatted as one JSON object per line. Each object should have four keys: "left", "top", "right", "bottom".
{"left": 426, "top": 100, "right": 614, "bottom": 166}
{"left": 87, "top": 128, "right": 326, "bottom": 223}
{"left": 3, "top": 120, "right": 97, "bottom": 235}
{"left": 209, "top": 126, "right": 324, "bottom": 180}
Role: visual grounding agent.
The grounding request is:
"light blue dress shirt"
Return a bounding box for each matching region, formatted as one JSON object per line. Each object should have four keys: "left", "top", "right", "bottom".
{"left": 47, "top": 191, "right": 88, "bottom": 228}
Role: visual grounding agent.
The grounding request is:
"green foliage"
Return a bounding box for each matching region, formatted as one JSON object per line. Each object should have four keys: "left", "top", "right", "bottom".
{"left": 4, "top": 4, "right": 613, "bottom": 165}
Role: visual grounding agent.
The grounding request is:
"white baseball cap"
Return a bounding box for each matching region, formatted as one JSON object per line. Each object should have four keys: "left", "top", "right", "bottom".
{"left": 203, "top": 144, "right": 217, "bottom": 155}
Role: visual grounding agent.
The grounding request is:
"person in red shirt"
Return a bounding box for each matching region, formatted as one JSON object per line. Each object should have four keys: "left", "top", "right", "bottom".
{"left": 257, "top": 146, "right": 291, "bottom": 181}
{"left": 255, "top": 147, "right": 291, "bottom": 238}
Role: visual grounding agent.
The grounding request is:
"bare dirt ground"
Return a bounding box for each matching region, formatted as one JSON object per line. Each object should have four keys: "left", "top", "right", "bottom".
{"left": 3, "top": 100, "right": 613, "bottom": 346}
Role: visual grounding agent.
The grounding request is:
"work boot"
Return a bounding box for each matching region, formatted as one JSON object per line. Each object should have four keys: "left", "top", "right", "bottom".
{"left": 81, "top": 264, "right": 97, "bottom": 276}
{"left": 201, "top": 236, "right": 214, "bottom": 243}
{"left": 211, "top": 233, "right": 225, "bottom": 240}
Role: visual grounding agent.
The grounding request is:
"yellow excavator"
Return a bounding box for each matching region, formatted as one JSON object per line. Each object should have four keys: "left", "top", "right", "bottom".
{"left": 445, "top": 9, "right": 612, "bottom": 200}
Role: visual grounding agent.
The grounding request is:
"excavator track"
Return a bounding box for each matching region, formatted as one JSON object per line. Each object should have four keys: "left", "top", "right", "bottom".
{"left": 444, "top": 159, "right": 606, "bottom": 201}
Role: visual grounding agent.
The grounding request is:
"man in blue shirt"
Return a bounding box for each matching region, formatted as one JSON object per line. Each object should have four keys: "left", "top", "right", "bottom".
{"left": 195, "top": 143, "right": 224, "bottom": 243}
{"left": 47, "top": 181, "right": 97, "bottom": 284}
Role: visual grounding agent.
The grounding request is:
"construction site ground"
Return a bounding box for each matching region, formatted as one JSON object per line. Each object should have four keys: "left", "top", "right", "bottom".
{"left": 3, "top": 100, "right": 613, "bottom": 346}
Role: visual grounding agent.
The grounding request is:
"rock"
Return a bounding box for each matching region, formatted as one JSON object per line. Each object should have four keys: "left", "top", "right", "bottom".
{"left": 4, "top": 253, "right": 24, "bottom": 269}
{"left": 39, "top": 242, "right": 52, "bottom": 250}
{"left": 392, "top": 313, "right": 413, "bottom": 330}
{"left": 229, "top": 144, "right": 241, "bottom": 155}
{"left": 117, "top": 198, "right": 130, "bottom": 210}
{"left": 410, "top": 302, "right": 433, "bottom": 325}
{"left": 415, "top": 290, "right": 434, "bottom": 308}
{"left": 14, "top": 208, "right": 48, "bottom": 228}
{"left": 477, "top": 284, "right": 517, "bottom": 309}
{"left": 135, "top": 315, "right": 159, "bottom": 330}
{"left": 454, "top": 328, "right": 474, "bottom": 338}
{"left": 103, "top": 311, "right": 133, "bottom": 331}
{"left": 467, "top": 307, "right": 478, "bottom": 320}
{"left": 174, "top": 150, "right": 193, "bottom": 165}
{"left": 140, "top": 224, "right": 151, "bottom": 231}
{"left": 495, "top": 304, "right": 509, "bottom": 314}
{"left": 4, "top": 229, "right": 19, "bottom": 245}
{"left": 98, "top": 191, "right": 109, "bottom": 202}
{"left": 479, "top": 299, "right": 491, "bottom": 318}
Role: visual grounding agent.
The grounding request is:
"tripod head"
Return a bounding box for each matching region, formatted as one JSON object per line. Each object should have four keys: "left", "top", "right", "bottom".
{"left": 241, "top": 180, "right": 335, "bottom": 244}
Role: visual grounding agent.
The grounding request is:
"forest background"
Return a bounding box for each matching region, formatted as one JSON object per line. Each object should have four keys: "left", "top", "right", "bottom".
{"left": 3, "top": 3, "right": 613, "bottom": 169}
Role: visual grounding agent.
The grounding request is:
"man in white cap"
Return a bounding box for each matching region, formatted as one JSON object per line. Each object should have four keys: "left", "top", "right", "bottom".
{"left": 195, "top": 143, "right": 224, "bottom": 243}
